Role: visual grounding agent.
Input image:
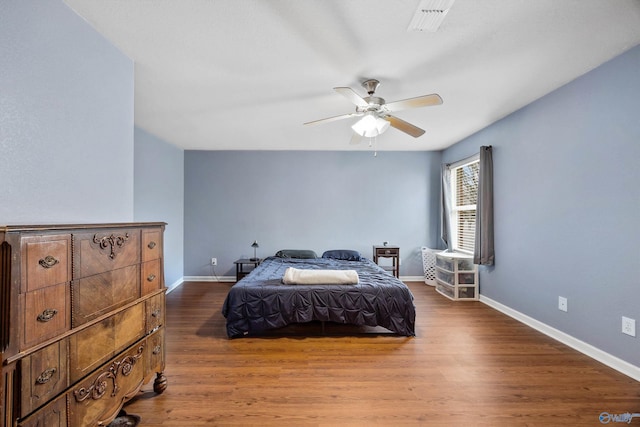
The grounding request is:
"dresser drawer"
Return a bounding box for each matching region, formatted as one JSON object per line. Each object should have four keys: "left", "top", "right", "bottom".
{"left": 458, "top": 258, "right": 475, "bottom": 271}
{"left": 146, "top": 293, "right": 165, "bottom": 333}
{"left": 69, "top": 303, "right": 145, "bottom": 382}
{"left": 376, "top": 247, "right": 399, "bottom": 256}
{"left": 436, "top": 280, "right": 455, "bottom": 299}
{"left": 68, "top": 340, "right": 147, "bottom": 427}
{"left": 141, "top": 259, "right": 162, "bottom": 296}
{"left": 20, "top": 339, "right": 68, "bottom": 417}
{"left": 146, "top": 328, "right": 165, "bottom": 376}
{"left": 72, "top": 229, "right": 140, "bottom": 279}
{"left": 18, "top": 393, "right": 67, "bottom": 427}
{"left": 435, "top": 255, "right": 454, "bottom": 272}
{"left": 71, "top": 265, "right": 139, "bottom": 327}
{"left": 22, "top": 234, "right": 71, "bottom": 292}
{"left": 22, "top": 283, "right": 70, "bottom": 349}
{"left": 142, "top": 228, "right": 162, "bottom": 262}
{"left": 458, "top": 272, "right": 475, "bottom": 285}
{"left": 458, "top": 286, "right": 477, "bottom": 299}
{"left": 435, "top": 268, "right": 454, "bottom": 286}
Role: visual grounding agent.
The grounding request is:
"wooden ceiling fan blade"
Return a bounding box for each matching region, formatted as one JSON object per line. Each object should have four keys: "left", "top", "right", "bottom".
{"left": 385, "top": 115, "right": 426, "bottom": 138}
{"left": 385, "top": 94, "right": 443, "bottom": 112}
{"left": 304, "top": 113, "right": 357, "bottom": 126}
{"left": 334, "top": 87, "right": 369, "bottom": 107}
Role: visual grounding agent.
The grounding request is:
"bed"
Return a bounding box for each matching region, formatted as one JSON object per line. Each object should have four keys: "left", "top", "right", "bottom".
{"left": 222, "top": 250, "right": 416, "bottom": 337}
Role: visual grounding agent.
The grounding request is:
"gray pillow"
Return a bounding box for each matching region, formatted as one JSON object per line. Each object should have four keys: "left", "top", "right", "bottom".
{"left": 321, "top": 250, "right": 362, "bottom": 261}
{"left": 274, "top": 249, "right": 318, "bottom": 259}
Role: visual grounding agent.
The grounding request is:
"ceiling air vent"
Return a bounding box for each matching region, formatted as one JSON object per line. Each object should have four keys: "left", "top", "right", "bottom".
{"left": 407, "top": 0, "right": 456, "bottom": 32}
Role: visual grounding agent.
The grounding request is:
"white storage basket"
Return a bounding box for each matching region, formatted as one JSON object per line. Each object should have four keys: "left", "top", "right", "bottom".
{"left": 421, "top": 247, "right": 439, "bottom": 286}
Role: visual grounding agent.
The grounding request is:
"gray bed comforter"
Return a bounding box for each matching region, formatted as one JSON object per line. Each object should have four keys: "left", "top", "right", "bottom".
{"left": 222, "top": 256, "right": 416, "bottom": 337}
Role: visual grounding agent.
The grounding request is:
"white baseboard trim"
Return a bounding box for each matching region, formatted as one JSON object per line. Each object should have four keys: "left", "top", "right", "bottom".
{"left": 165, "top": 277, "right": 185, "bottom": 294}
{"left": 165, "top": 276, "right": 234, "bottom": 294}
{"left": 183, "top": 275, "right": 236, "bottom": 283}
{"left": 480, "top": 295, "right": 640, "bottom": 382}
{"left": 401, "top": 276, "right": 428, "bottom": 282}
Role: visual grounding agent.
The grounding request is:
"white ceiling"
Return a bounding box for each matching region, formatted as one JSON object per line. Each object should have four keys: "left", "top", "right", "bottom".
{"left": 63, "top": 0, "right": 640, "bottom": 152}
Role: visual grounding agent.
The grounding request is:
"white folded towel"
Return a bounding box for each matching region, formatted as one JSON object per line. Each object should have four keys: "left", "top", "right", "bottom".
{"left": 282, "top": 267, "right": 359, "bottom": 285}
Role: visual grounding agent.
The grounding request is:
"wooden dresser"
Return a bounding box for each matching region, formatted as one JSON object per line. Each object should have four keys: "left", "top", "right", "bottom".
{"left": 0, "top": 223, "right": 167, "bottom": 426}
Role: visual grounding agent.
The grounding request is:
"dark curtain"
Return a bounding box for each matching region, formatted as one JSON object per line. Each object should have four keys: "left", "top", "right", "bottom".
{"left": 440, "top": 163, "right": 453, "bottom": 251}
{"left": 474, "top": 146, "right": 494, "bottom": 265}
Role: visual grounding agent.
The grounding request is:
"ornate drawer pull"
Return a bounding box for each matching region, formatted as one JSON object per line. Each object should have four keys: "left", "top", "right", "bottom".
{"left": 74, "top": 344, "right": 144, "bottom": 403}
{"left": 147, "top": 274, "right": 156, "bottom": 282}
{"left": 147, "top": 241, "right": 157, "bottom": 249}
{"left": 38, "top": 255, "right": 59, "bottom": 269}
{"left": 36, "top": 368, "right": 57, "bottom": 384}
{"left": 151, "top": 308, "right": 161, "bottom": 318}
{"left": 153, "top": 345, "right": 161, "bottom": 355}
{"left": 37, "top": 308, "right": 58, "bottom": 322}
{"left": 93, "top": 233, "right": 129, "bottom": 259}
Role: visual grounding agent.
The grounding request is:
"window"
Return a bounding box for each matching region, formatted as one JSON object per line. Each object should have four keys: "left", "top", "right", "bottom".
{"left": 450, "top": 157, "right": 479, "bottom": 253}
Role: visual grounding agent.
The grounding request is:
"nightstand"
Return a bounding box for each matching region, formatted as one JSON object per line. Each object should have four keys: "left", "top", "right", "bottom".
{"left": 234, "top": 258, "right": 262, "bottom": 282}
{"left": 373, "top": 245, "right": 400, "bottom": 278}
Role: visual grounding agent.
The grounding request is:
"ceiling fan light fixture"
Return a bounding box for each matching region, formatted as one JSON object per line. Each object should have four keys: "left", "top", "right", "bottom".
{"left": 408, "top": 0, "right": 455, "bottom": 32}
{"left": 352, "top": 113, "right": 390, "bottom": 137}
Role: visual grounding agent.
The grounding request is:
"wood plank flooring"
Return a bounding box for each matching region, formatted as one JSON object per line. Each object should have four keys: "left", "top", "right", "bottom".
{"left": 123, "top": 281, "right": 639, "bottom": 426}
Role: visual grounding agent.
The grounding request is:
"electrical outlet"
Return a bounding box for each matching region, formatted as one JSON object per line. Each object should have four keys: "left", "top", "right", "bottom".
{"left": 622, "top": 316, "right": 636, "bottom": 337}
{"left": 211, "top": 257, "right": 217, "bottom": 266}
{"left": 558, "top": 296, "right": 568, "bottom": 312}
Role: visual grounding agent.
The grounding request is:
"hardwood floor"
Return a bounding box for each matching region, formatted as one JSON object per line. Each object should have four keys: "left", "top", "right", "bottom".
{"left": 123, "top": 281, "right": 639, "bottom": 426}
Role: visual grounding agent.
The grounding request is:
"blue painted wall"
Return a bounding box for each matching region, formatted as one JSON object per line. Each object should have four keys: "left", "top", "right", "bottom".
{"left": 442, "top": 45, "right": 640, "bottom": 366}
{"left": 184, "top": 150, "right": 442, "bottom": 278}
{"left": 134, "top": 127, "right": 185, "bottom": 287}
{"left": 0, "top": 0, "right": 134, "bottom": 223}
{"left": 0, "top": 1, "right": 184, "bottom": 291}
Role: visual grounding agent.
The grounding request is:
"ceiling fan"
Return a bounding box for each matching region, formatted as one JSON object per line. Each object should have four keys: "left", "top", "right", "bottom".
{"left": 304, "top": 79, "right": 443, "bottom": 140}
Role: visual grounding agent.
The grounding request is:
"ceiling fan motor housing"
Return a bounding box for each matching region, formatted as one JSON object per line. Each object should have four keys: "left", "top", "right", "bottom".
{"left": 357, "top": 96, "right": 386, "bottom": 114}
{"left": 362, "top": 79, "right": 380, "bottom": 95}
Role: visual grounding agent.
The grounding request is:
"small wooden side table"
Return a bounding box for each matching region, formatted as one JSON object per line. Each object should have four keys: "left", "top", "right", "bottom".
{"left": 234, "top": 258, "right": 262, "bottom": 282}
{"left": 373, "top": 245, "right": 400, "bottom": 278}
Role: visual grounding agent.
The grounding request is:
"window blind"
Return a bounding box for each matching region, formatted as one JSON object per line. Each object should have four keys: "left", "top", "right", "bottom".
{"left": 452, "top": 161, "right": 479, "bottom": 253}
